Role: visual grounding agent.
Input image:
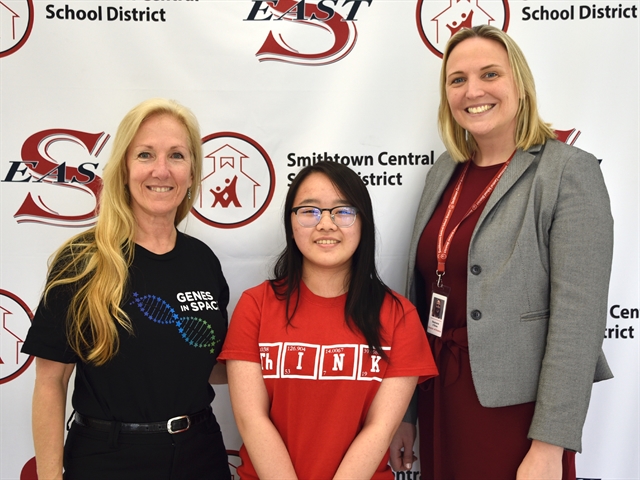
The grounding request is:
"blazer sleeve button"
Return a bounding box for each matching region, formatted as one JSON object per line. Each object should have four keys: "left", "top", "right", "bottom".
{"left": 470, "top": 265, "right": 482, "bottom": 275}
{"left": 470, "top": 310, "right": 482, "bottom": 320}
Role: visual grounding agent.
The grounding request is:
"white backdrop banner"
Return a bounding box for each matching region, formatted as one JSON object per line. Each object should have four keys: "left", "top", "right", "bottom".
{"left": 1, "top": 1, "right": 638, "bottom": 479}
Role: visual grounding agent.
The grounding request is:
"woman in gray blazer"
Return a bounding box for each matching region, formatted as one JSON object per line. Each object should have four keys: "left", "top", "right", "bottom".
{"left": 389, "top": 25, "right": 613, "bottom": 480}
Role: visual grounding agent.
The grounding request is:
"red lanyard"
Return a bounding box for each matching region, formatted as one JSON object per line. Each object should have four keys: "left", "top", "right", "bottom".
{"left": 436, "top": 151, "right": 516, "bottom": 284}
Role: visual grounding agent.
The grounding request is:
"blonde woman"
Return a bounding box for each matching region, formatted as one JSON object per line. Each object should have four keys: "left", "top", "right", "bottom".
{"left": 23, "top": 99, "right": 231, "bottom": 480}
{"left": 391, "top": 25, "right": 613, "bottom": 479}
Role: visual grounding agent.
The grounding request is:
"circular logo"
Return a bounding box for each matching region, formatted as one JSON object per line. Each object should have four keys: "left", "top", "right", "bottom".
{"left": 0, "top": 289, "right": 34, "bottom": 384}
{"left": 416, "top": 0, "right": 511, "bottom": 58}
{"left": 192, "top": 132, "right": 276, "bottom": 229}
{"left": 0, "top": 0, "right": 34, "bottom": 58}
{"left": 20, "top": 457, "right": 37, "bottom": 480}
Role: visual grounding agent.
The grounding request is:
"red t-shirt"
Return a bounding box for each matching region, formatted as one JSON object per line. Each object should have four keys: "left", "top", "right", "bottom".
{"left": 219, "top": 280, "right": 437, "bottom": 480}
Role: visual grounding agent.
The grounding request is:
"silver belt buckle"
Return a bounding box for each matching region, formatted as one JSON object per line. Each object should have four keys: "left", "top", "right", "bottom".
{"left": 167, "top": 415, "right": 190, "bottom": 434}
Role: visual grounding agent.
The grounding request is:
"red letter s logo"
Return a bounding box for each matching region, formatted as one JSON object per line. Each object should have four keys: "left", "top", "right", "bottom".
{"left": 14, "top": 129, "right": 109, "bottom": 227}
{"left": 256, "top": 0, "right": 360, "bottom": 65}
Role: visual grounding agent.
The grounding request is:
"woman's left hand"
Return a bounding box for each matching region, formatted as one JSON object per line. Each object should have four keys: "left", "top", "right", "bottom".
{"left": 516, "top": 439, "right": 564, "bottom": 480}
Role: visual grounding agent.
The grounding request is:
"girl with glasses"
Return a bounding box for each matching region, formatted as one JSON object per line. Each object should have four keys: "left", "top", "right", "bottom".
{"left": 219, "top": 161, "right": 437, "bottom": 479}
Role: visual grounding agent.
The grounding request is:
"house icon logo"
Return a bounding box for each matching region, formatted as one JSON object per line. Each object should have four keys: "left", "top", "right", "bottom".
{"left": 0, "top": 0, "right": 34, "bottom": 58}
{"left": 192, "top": 132, "right": 275, "bottom": 228}
{"left": 0, "top": 289, "right": 34, "bottom": 385}
{"left": 416, "top": 0, "right": 511, "bottom": 58}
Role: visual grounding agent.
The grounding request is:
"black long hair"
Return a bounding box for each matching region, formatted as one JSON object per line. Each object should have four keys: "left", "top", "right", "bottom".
{"left": 271, "top": 161, "right": 399, "bottom": 358}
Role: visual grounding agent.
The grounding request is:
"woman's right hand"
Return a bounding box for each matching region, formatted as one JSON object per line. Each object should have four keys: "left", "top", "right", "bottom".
{"left": 516, "top": 439, "right": 563, "bottom": 480}
{"left": 32, "top": 357, "right": 74, "bottom": 480}
{"left": 389, "top": 421, "right": 417, "bottom": 472}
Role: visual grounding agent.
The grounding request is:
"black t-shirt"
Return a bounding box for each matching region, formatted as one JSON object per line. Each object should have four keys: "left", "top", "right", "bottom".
{"left": 23, "top": 232, "right": 229, "bottom": 423}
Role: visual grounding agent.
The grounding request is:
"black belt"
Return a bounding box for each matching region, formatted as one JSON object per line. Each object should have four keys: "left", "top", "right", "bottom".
{"left": 73, "top": 408, "right": 210, "bottom": 434}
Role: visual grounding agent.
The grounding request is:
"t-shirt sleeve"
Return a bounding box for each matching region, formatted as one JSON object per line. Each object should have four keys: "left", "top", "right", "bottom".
{"left": 21, "top": 285, "right": 78, "bottom": 364}
{"left": 188, "top": 233, "right": 230, "bottom": 326}
{"left": 217, "top": 274, "right": 230, "bottom": 326}
{"left": 206, "top": 244, "right": 230, "bottom": 326}
{"left": 384, "top": 295, "right": 438, "bottom": 383}
{"left": 217, "top": 286, "right": 263, "bottom": 364}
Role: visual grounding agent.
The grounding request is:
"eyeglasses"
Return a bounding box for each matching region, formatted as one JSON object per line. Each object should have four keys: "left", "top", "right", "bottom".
{"left": 291, "top": 206, "right": 359, "bottom": 228}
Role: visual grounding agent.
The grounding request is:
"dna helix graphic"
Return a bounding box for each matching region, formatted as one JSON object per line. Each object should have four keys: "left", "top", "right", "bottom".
{"left": 130, "top": 292, "right": 219, "bottom": 353}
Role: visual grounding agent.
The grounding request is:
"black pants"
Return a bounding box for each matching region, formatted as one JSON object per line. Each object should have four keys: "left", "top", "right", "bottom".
{"left": 63, "top": 413, "right": 231, "bottom": 480}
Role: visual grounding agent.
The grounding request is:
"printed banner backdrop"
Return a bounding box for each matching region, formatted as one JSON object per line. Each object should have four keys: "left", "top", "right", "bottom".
{"left": 1, "top": 1, "right": 638, "bottom": 479}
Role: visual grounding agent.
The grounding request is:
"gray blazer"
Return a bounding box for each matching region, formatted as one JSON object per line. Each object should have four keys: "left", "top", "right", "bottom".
{"left": 406, "top": 139, "right": 613, "bottom": 452}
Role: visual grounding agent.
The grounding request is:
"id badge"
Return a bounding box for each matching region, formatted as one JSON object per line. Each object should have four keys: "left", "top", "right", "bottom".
{"left": 427, "top": 283, "right": 450, "bottom": 337}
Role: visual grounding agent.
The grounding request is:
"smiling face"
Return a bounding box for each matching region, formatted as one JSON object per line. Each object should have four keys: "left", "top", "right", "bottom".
{"left": 445, "top": 37, "right": 520, "bottom": 149}
{"left": 126, "top": 113, "right": 193, "bottom": 227}
{"left": 291, "top": 172, "right": 362, "bottom": 279}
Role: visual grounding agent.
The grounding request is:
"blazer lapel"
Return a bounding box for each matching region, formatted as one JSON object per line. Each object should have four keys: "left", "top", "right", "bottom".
{"left": 475, "top": 145, "right": 542, "bottom": 227}
{"left": 406, "top": 155, "right": 458, "bottom": 297}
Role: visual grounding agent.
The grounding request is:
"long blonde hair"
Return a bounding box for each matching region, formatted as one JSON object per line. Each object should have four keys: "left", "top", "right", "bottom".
{"left": 43, "top": 98, "right": 203, "bottom": 365}
{"left": 438, "top": 25, "right": 556, "bottom": 162}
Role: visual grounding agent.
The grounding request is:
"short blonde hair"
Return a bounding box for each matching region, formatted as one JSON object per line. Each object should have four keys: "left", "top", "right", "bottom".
{"left": 438, "top": 25, "right": 555, "bottom": 162}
